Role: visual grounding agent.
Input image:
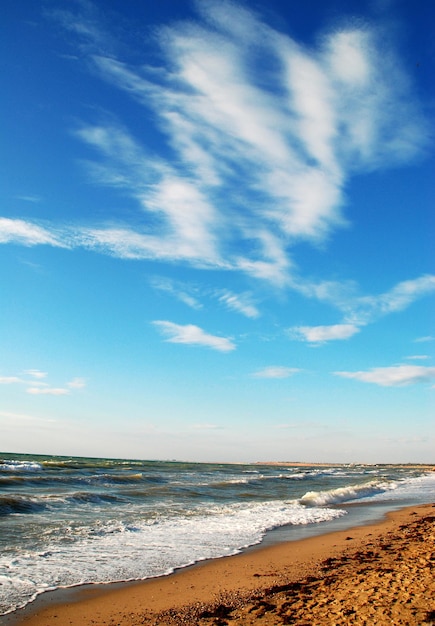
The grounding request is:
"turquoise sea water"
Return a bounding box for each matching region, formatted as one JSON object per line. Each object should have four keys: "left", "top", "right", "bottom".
{"left": 0, "top": 452, "right": 434, "bottom": 616}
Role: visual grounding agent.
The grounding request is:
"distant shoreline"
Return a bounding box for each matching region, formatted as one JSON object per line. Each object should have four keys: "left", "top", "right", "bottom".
{"left": 257, "top": 461, "right": 435, "bottom": 469}
{"left": 1, "top": 453, "right": 434, "bottom": 469}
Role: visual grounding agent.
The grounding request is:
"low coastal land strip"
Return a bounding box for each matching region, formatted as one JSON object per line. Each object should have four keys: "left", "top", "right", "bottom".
{"left": 9, "top": 502, "right": 435, "bottom": 626}
{"left": 257, "top": 462, "right": 435, "bottom": 469}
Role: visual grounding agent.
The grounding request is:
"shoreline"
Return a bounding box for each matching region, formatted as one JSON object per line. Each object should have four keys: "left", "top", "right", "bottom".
{"left": 4, "top": 501, "right": 434, "bottom": 626}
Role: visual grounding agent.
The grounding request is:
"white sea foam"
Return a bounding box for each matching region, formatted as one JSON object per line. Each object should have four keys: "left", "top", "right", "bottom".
{"left": 299, "top": 480, "right": 397, "bottom": 506}
{"left": 300, "top": 472, "right": 435, "bottom": 507}
{"left": 0, "top": 461, "right": 42, "bottom": 472}
{"left": 0, "top": 500, "right": 344, "bottom": 615}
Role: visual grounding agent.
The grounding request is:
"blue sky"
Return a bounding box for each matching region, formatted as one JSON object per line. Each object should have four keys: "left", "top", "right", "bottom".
{"left": 1, "top": 0, "right": 434, "bottom": 463}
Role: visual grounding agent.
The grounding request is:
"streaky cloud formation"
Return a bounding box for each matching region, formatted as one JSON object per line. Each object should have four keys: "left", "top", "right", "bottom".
{"left": 217, "top": 291, "right": 260, "bottom": 319}
{"left": 0, "top": 218, "right": 66, "bottom": 248}
{"left": 1, "top": 1, "right": 427, "bottom": 287}
{"left": 78, "top": 4, "right": 425, "bottom": 279}
{"left": 151, "top": 277, "right": 204, "bottom": 310}
{"left": 153, "top": 321, "right": 236, "bottom": 352}
{"left": 335, "top": 365, "right": 435, "bottom": 387}
{"left": 291, "top": 274, "right": 435, "bottom": 342}
{"left": 343, "top": 275, "right": 435, "bottom": 325}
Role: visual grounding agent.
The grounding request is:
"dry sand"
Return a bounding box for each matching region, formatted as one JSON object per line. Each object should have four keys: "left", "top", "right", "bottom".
{"left": 7, "top": 502, "right": 435, "bottom": 626}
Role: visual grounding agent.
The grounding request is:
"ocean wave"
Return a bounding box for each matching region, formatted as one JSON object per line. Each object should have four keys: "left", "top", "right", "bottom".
{"left": 299, "top": 480, "right": 396, "bottom": 506}
{"left": 66, "top": 492, "right": 125, "bottom": 505}
{"left": 0, "top": 461, "right": 42, "bottom": 472}
{"left": 0, "top": 495, "right": 47, "bottom": 516}
{"left": 0, "top": 475, "right": 26, "bottom": 485}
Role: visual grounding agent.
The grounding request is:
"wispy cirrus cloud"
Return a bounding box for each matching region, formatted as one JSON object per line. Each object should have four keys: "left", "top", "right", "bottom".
{"left": 291, "top": 274, "right": 435, "bottom": 343}
{"left": 151, "top": 277, "right": 204, "bottom": 310}
{"left": 335, "top": 364, "right": 435, "bottom": 387}
{"left": 252, "top": 366, "right": 301, "bottom": 379}
{"left": 342, "top": 275, "right": 435, "bottom": 325}
{"left": 0, "top": 218, "right": 66, "bottom": 247}
{"left": 151, "top": 277, "right": 260, "bottom": 318}
{"left": 15, "top": 195, "right": 42, "bottom": 204}
{"left": 0, "top": 2, "right": 427, "bottom": 288}
{"left": 217, "top": 290, "right": 260, "bottom": 319}
{"left": 80, "top": 5, "right": 424, "bottom": 280}
{"left": 153, "top": 321, "right": 235, "bottom": 352}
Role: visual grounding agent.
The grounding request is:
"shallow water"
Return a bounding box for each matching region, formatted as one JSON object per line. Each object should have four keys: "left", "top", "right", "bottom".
{"left": 0, "top": 452, "right": 433, "bottom": 616}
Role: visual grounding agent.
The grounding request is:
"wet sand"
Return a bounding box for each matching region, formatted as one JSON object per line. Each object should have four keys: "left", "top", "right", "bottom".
{"left": 7, "top": 502, "right": 435, "bottom": 626}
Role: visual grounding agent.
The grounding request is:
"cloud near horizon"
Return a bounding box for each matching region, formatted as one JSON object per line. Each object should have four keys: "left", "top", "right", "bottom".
{"left": 26, "top": 386, "right": 71, "bottom": 396}
{"left": 0, "top": 1, "right": 428, "bottom": 288}
{"left": 0, "top": 371, "right": 86, "bottom": 396}
{"left": 335, "top": 365, "right": 435, "bottom": 387}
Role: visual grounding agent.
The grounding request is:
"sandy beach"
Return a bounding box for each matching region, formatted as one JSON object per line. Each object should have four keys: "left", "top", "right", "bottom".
{"left": 7, "top": 502, "right": 434, "bottom": 626}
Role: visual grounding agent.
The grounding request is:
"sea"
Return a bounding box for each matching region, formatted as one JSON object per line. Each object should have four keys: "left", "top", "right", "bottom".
{"left": 0, "top": 452, "right": 434, "bottom": 617}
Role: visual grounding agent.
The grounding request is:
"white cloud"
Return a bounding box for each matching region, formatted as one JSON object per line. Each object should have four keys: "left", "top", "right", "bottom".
{"left": 67, "top": 378, "right": 87, "bottom": 389}
{"left": 0, "top": 370, "right": 85, "bottom": 396}
{"left": 415, "top": 336, "right": 435, "bottom": 343}
{"left": 344, "top": 275, "right": 435, "bottom": 325}
{"left": 296, "top": 274, "right": 435, "bottom": 327}
{"left": 151, "top": 277, "right": 204, "bottom": 310}
{"left": 26, "top": 387, "right": 71, "bottom": 396}
{"left": 25, "top": 369, "right": 48, "bottom": 379}
{"left": 405, "top": 355, "right": 430, "bottom": 361}
{"left": 153, "top": 320, "right": 235, "bottom": 352}
{"left": 2, "top": 2, "right": 424, "bottom": 288}
{"left": 252, "top": 366, "right": 300, "bottom": 379}
{"left": 0, "top": 376, "right": 23, "bottom": 384}
{"left": 152, "top": 279, "right": 260, "bottom": 318}
{"left": 15, "top": 195, "right": 42, "bottom": 204}
{"left": 217, "top": 291, "right": 259, "bottom": 318}
{"left": 290, "top": 323, "right": 360, "bottom": 344}
{"left": 290, "top": 273, "right": 435, "bottom": 344}
{"left": 0, "top": 218, "right": 66, "bottom": 247}
{"left": 335, "top": 364, "right": 435, "bottom": 387}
